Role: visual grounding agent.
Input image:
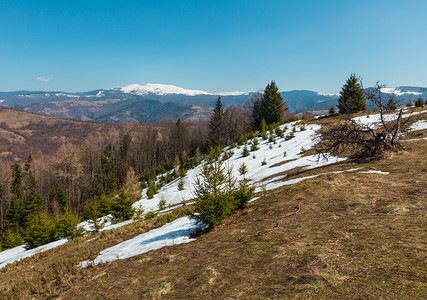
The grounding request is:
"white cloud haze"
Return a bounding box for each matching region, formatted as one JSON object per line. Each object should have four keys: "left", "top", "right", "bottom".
{"left": 36, "top": 76, "right": 52, "bottom": 82}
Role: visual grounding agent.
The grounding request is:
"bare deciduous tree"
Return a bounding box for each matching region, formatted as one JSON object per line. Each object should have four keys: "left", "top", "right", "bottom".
{"left": 316, "top": 82, "right": 414, "bottom": 160}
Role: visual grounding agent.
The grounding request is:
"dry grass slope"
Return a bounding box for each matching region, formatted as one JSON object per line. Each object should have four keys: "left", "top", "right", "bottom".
{"left": 0, "top": 111, "right": 426, "bottom": 299}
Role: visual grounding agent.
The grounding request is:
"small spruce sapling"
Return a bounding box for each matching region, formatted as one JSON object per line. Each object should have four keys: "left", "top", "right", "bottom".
{"left": 242, "top": 145, "right": 250, "bottom": 157}
{"left": 250, "top": 139, "right": 259, "bottom": 151}
{"left": 275, "top": 127, "right": 284, "bottom": 138}
{"left": 177, "top": 177, "right": 185, "bottom": 191}
{"left": 146, "top": 179, "right": 158, "bottom": 199}
{"left": 259, "top": 119, "right": 268, "bottom": 140}
{"left": 158, "top": 195, "right": 167, "bottom": 210}
{"left": 415, "top": 97, "right": 424, "bottom": 107}
{"left": 238, "top": 163, "right": 248, "bottom": 179}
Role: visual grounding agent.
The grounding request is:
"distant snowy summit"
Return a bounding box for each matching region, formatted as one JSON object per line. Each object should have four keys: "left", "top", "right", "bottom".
{"left": 379, "top": 87, "right": 425, "bottom": 96}
{"left": 120, "top": 83, "right": 249, "bottom": 97}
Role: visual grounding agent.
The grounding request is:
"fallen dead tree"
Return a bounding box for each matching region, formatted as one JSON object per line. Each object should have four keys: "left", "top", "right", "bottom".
{"left": 316, "top": 82, "right": 413, "bottom": 160}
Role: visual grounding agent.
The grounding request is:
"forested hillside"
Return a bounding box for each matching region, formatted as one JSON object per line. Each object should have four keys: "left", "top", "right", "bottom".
{"left": 0, "top": 95, "right": 259, "bottom": 251}
{"left": 0, "top": 85, "right": 425, "bottom": 298}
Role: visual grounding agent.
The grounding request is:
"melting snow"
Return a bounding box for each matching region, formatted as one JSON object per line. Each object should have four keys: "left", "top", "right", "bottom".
{"left": 0, "top": 119, "right": 362, "bottom": 268}
{"left": 0, "top": 239, "right": 68, "bottom": 269}
{"left": 408, "top": 120, "right": 427, "bottom": 132}
{"left": 403, "top": 137, "right": 427, "bottom": 141}
{"left": 133, "top": 122, "right": 345, "bottom": 213}
{"left": 359, "top": 170, "right": 390, "bottom": 175}
{"left": 79, "top": 216, "right": 203, "bottom": 267}
{"left": 353, "top": 109, "right": 426, "bottom": 129}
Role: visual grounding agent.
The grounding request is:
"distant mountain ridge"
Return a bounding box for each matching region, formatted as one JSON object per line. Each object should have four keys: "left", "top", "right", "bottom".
{"left": 0, "top": 84, "right": 425, "bottom": 123}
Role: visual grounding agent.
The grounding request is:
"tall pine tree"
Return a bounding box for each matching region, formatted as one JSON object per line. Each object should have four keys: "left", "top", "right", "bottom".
{"left": 252, "top": 81, "right": 286, "bottom": 128}
{"left": 337, "top": 74, "right": 366, "bottom": 114}
{"left": 208, "top": 96, "right": 225, "bottom": 145}
{"left": 262, "top": 80, "right": 284, "bottom": 125}
{"left": 6, "top": 164, "right": 24, "bottom": 229}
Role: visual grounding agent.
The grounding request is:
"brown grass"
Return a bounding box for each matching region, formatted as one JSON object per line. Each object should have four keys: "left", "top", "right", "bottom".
{"left": 0, "top": 117, "right": 426, "bottom": 299}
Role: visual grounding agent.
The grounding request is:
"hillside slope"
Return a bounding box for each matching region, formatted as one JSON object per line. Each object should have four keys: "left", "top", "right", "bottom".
{"left": 0, "top": 106, "right": 125, "bottom": 162}
{"left": 0, "top": 110, "right": 426, "bottom": 299}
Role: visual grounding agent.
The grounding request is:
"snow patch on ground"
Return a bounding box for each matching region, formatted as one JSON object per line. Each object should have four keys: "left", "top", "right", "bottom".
{"left": 353, "top": 109, "right": 427, "bottom": 129}
{"left": 79, "top": 216, "right": 203, "bottom": 267}
{"left": 403, "top": 137, "right": 427, "bottom": 141}
{"left": 0, "top": 239, "right": 68, "bottom": 269}
{"left": 133, "top": 122, "right": 344, "bottom": 214}
{"left": 258, "top": 168, "right": 359, "bottom": 192}
{"left": 408, "top": 120, "right": 427, "bottom": 132}
{"left": 0, "top": 120, "right": 353, "bottom": 269}
{"left": 78, "top": 215, "right": 134, "bottom": 233}
{"left": 359, "top": 170, "right": 390, "bottom": 175}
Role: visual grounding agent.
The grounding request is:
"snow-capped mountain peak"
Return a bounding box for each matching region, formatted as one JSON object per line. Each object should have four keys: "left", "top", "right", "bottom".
{"left": 121, "top": 83, "right": 212, "bottom": 96}
{"left": 216, "top": 91, "right": 250, "bottom": 96}
{"left": 380, "top": 87, "right": 422, "bottom": 96}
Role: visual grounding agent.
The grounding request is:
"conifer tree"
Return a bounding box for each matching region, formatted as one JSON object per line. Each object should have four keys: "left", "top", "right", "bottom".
{"left": 24, "top": 211, "right": 58, "bottom": 249}
{"left": 192, "top": 158, "right": 236, "bottom": 227}
{"left": 259, "top": 119, "right": 268, "bottom": 140}
{"left": 82, "top": 200, "right": 104, "bottom": 232}
{"left": 1, "top": 229, "right": 24, "bottom": 250}
{"left": 242, "top": 145, "right": 249, "bottom": 157}
{"left": 58, "top": 187, "right": 68, "bottom": 212}
{"left": 262, "top": 80, "right": 284, "bottom": 125}
{"left": 5, "top": 196, "right": 22, "bottom": 230}
{"left": 415, "top": 97, "right": 424, "bottom": 107}
{"left": 24, "top": 155, "right": 36, "bottom": 196}
{"left": 386, "top": 97, "right": 397, "bottom": 111}
{"left": 252, "top": 81, "right": 286, "bottom": 128}
{"left": 22, "top": 194, "right": 43, "bottom": 226}
{"left": 337, "top": 74, "right": 366, "bottom": 114}
{"left": 110, "top": 191, "right": 135, "bottom": 221}
{"left": 97, "top": 194, "right": 112, "bottom": 215}
{"left": 10, "top": 164, "right": 23, "bottom": 200}
{"left": 209, "top": 96, "right": 225, "bottom": 145}
{"left": 57, "top": 211, "right": 82, "bottom": 239}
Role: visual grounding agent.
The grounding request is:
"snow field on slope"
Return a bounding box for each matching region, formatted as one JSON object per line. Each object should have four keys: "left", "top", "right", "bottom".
{"left": 132, "top": 122, "right": 345, "bottom": 214}
{"left": 0, "top": 239, "right": 68, "bottom": 269}
{"left": 78, "top": 122, "right": 348, "bottom": 267}
{"left": 0, "top": 121, "right": 344, "bottom": 269}
{"left": 5, "top": 109, "right": 425, "bottom": 269}
{"left": 408, "top": 120, "right": 427, "bottom": 132}
{"left": 352, "top": 108, "right": 426, "bottom": 129}
{"left": 79, "top": 216, "right": 204, "bottom": 267}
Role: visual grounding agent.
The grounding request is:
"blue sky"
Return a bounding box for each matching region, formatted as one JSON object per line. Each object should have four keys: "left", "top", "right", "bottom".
{"left": 0, "top": 0, "right": 426, "bottom": 93}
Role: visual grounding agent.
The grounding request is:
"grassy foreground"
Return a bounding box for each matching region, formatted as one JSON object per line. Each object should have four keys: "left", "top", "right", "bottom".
{"left": 1, "top": 127, "right": 426, "bottom": 299}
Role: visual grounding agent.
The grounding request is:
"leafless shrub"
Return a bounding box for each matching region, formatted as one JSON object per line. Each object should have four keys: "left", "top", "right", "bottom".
{"left": 316, "top": 82, "right": 415, "bottom": 160}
